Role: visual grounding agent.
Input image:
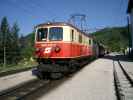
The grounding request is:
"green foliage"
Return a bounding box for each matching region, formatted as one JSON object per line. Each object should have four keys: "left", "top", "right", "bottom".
{"left": 20, "top": 32, "right": 35, "bottom": 59}
{"left": 0, "top": 17, "right": 10, "bottom": 64}
{"left": 0, "top": 17, "right": 21, "bottom": 64}
{"left": 92, "top": 26, "right": 130, "bottom": 52}
{"left": 0, "top": 16, "right": 36, "bottom": 72}
{"left": 10, "top": 22, "right": 21, "bottom": 63}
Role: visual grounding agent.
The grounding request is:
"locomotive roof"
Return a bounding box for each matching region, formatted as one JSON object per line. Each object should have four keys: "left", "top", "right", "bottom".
{"left": 35, "top": 22, "right": 92, "bottom": 38}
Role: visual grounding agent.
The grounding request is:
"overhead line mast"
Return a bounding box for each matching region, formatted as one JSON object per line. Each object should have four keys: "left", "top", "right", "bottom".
{"left": 68, "top": 14, "right": 88, "bottom": 33}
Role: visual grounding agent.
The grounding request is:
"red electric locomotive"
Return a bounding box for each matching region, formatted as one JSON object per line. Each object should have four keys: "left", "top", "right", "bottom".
{"left": 33, "top": 22, "right": 96, "bottom": 79}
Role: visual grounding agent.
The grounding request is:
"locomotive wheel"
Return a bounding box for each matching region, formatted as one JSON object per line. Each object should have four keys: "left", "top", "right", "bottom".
{"left": 69, "top": 60, "right": 77, "bottom": 73}
{"left": 37, "top": 72, "right": 50, "bottom": 80}
{"left": 37, "top": 72, "right": 44, "bottom": 79}
{"left": 50, "top": 72, "right": 63, "bottom": 80}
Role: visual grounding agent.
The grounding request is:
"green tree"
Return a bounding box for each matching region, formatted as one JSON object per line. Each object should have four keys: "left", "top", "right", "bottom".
{"left": 0, "top": 17, "right": 21, "bottom": 65}
{"left": 0, "top": 17, "right": 10, "bottom": 64}
{"left": 10, "top": 22, "right": 21, "bottom": 64}
{"left": 0, "top": 22, "right": 2, "bottom": 63}
{"left": 20, "top": 32, "right": 35, "bottom": 59}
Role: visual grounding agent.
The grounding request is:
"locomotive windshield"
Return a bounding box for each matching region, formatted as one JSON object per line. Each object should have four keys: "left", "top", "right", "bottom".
{"left": 37, "top": 28, "right": 48, "bottom": 41}
{"left": 49, "top": 27, "right": 63, "bottom": 41}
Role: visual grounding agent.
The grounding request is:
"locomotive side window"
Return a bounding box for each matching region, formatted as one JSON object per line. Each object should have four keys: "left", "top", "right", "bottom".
{"left": 89, "top": 39, "right": 92, "bottom": 45}
{"left": 71, "top": 29, "right": 74, "bottom": 41}
{"left": 37, "top": 28, "right": 48, "bottom": 41}
{"left": 79, "top": 34, "right": 82, "bottom": 43}
{"left": 49, "top": 27, "right": 63, "bottom": 41}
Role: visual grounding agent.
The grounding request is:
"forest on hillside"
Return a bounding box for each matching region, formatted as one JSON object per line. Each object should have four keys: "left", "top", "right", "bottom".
{"left": 92, "top": 26, "right": 131, "bottom": 52}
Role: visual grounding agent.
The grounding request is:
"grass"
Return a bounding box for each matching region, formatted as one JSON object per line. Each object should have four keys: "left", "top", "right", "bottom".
{"left": 0, "top": 60, "right": 38, "bottom": 73}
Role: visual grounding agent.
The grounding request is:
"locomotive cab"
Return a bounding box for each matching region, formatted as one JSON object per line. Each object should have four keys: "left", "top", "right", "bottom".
{"left": 35, "top": 23, "right": 72, "bottom": 64}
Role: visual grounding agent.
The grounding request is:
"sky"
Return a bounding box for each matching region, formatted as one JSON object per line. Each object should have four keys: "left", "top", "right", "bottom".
{"left": 0, "top": 0, "right": 129, "bottom": 35}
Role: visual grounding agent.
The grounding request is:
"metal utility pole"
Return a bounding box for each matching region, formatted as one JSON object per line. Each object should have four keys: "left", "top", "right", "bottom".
{"left": 127, "top": 15, "right": 131, "bottom": 55}
{"left": 3, "top": 31, "right": 7, "bottom": 68}
{"left": 3, "top": 47, "right": 6, "bottom": 67}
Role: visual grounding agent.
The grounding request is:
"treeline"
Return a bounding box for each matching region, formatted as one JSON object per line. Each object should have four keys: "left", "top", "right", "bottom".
{"left": 92, "top": 26, "right": 131, "bottom": 52}
{"left": 19, "top": 32, "right": 35, "bottom": 59}
{"left": 0, "top": 17, "right": 34, "bottom": 65}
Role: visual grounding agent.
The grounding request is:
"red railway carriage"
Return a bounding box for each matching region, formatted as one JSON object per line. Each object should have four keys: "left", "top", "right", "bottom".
{"left": 33, "top": 22, "right": 94, "bottom": 79}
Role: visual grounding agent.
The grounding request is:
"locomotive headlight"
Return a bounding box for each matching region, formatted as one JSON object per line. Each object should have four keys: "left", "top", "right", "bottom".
{"left": 55, "top": 46, "right": 61, "bottom": 53}
{"left": 36, "top": 48, "right": 40, "bottom": 52}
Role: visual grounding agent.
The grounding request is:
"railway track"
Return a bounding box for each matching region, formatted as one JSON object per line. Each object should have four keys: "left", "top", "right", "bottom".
{"left": 113, "top": 60, "right": 124, "bottom": 100}
{"left": 0, "top": 79, "right": 49, "bottom": 100}
{"left": 117, "top": 60, "right": 133, "bottom": 87}
{"left": 113, "top": 58, "right": 133, "bottom": 100}
{"left": 0, "top": 66, "right": 36, "bottom": 78}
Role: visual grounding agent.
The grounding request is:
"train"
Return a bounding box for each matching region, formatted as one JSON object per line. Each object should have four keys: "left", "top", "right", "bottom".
{"left": 32, "top": 22, "right": 105, "bottom": 79}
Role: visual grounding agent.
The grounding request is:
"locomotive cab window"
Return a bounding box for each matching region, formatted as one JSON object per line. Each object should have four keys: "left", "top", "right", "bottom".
{"left": 49, "top": 27, "right": 63, "bottom": 41}
{"left": 37, "top": 28, "right": 48, "bottom": 41}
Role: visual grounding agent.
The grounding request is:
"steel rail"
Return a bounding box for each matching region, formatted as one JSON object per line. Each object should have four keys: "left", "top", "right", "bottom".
{"left": 0, "top": 79, "right": 49, "bottom": 100}
{"left": 113, "top": 60, "right": 124, "bottom": 100}
{"left": 118, "top": 60, "right": 133, "bottom": 87}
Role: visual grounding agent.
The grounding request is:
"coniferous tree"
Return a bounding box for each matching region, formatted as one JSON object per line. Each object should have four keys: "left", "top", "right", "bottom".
{"left": 0, "top": 22, "right": 2, "bottom": 63}
{"left": 0, "top": 17, "right": 10, "bottom": 64}
{"left": 0, "top": 17, "right": 21, "bottom": 64}
{"left": 10, "top": 22, "right": 21, "bottom": 64}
